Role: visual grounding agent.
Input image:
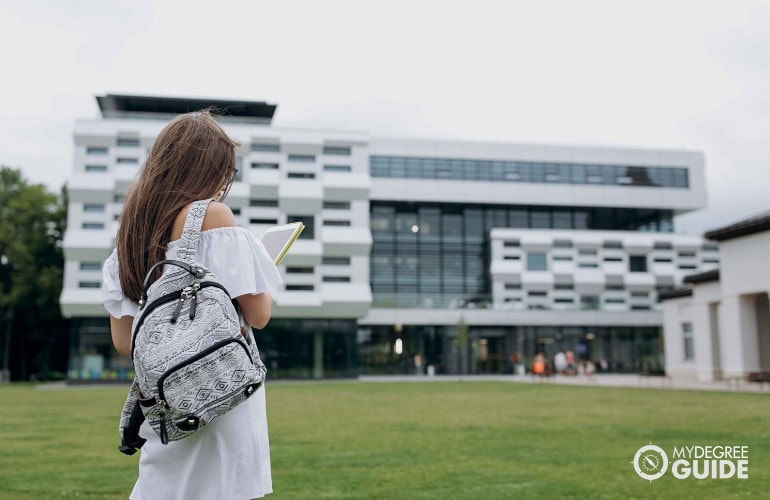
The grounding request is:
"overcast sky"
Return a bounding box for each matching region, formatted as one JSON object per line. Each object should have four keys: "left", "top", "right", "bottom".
{"left": 2, "top": 0, "right": 769, "bottom": 235}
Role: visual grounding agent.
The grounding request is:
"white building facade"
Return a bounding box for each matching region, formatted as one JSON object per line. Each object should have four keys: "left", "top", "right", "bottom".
{"left": 61, "top": 95, "right": 715, "bottom": 379}
{"left": 661, "top": 213, "right": 770, "bottom": 381}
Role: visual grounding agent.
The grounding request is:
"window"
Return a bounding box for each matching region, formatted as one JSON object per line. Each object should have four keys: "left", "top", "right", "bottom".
{"left": 603, "top": 241, "right": 622, "bottom": 249}
{"left": 527, "top": 252, "right": 547, "bottom": 271}
{"left": 503, "top": 255, "right": 520, "bottom": 260}
{"left": 323, "top": 257, "right": 350, "bottom": 265}
{"left": 287, "top": 172, "right": 316, "bottom": 179}
{"left": 116, "top": 157, "right": 138, "bottom": 164}
{"left": 249, "top": 199, "right": 278, "bottom": 207}
{"left": 578, "top": 248, "right": 597, "bottom": 256}
{"left": 504, "top": 283, "right": 522, "bottom": 290}
{"left": 604, "top": 257, "right": 623, "bottom": 262}
{"left": 79, "top": 262, "right": 102, "bottom": 271}
{"left": 323, "top": 276, "right": 351, "bottom": 282}
{"left": 554, "top": 284, "right": 574, "bottom": 290}
{"left": 251, "top": 143, "right": 280, "bottom": 153}
{"left": 678, "top": 251, "right": 697, "bottom": 258}
{"left": 285, "top": 284, "right": 314, "bottom": 291}
{"left": 629, "top": 255, "right": 647, "bottom": 272}
{"left": 251, "top": 162, "right": 278, "bottom": 170}
{"left": 324, "top": 220, "right": 351, "bottom": 227}
{"left": 117, "top": 138, "right": 140, "bottom": 147}
{"left": 701, "top": 243, "right": 719, "bottom": 252}
{"left": 82, "top": 222, "right": 104, "bottom": 230}
{"left": 654, "top": 241, "right": 673, "bottom": 250}
{"left": 324, "top": 165, "right": 352, "bottom": 172}
{"left": 554, "top": 297, "right": 574, "bottom": 303}
{"left": 653, "top": 258, "right": 672, "bottom": 263}
{"left": 605, "top": 298, "right": 625, "bottom": 304}
{"left": 85, "top": 165, "right": 107, "bottom": 172}
{"left": 83, "top": 203, "right": 105, "bottom": 212}
{"left": 288, "top": 216, "right": 314, "bottom": 239}
{"left": 249, "top": 218, "right": 278, "bottom": 225}
{"left": 323, "top": 201, "right": 351, "bottom": 210}
{"left": 578, "top": 262, "right": 599, "bottom": 268}
{"left": 86, "top": 146, "right": 108, "bottom": 155}
{"left": 580, "top": 296, "right": 599, "bottom": 310}
{"left": 682, "top": 322, "right": 694, "bottom": 361}
{"left": 78, "top": 281, "right": 101, "bottom": 288}
{"left": 288, "top": 154, "right": 315, "bottom": 163}
{"left": 553, "top": 239, "right": 572, "bottom": 248}
{"left": 286, "top": 267, "right": 314, "bottom": 274}
{"left": 552, "top": 255, "right": 572, "bottom": 261}
{"left": 503, "top": 240, "right": 520, "bottom": 247}
{"left": 528, "top": 291, "right": 547, "bottom": 297}
{"left": 323, "top": 146, "right": 351, "bottom": 156}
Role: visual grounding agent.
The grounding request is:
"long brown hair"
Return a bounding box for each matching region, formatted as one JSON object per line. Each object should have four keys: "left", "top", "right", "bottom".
{"left": 116, "top": 109, "right": 238, "bottom": 302}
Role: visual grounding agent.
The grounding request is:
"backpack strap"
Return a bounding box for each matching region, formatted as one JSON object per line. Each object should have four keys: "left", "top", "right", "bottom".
{"left": 175, "top": 199, "right": 213, "bottom": 263}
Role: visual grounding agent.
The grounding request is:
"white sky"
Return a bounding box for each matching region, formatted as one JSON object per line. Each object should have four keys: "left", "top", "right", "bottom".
{"left": 2, "top": 0, "right": 769, "bottom": 235}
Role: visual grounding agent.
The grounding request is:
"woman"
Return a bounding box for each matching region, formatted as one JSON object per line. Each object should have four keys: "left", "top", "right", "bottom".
{"left": 101, "top": 110, "right": 282, "bottom": 499}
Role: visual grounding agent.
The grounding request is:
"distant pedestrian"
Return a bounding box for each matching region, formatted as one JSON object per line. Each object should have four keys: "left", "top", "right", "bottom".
{"left": 532, "top": 352, "right": 546, "bottom": 377}
{"left": 554, "top": 351, "right": 567, "bottom": 375}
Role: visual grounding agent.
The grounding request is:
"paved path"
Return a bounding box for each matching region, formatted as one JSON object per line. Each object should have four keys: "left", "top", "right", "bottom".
{"left": 357, "top": 373, "right": 770, "bottom": 393}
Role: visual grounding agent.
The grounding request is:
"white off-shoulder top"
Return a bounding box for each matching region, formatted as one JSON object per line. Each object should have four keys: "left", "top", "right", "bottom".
{"left": 101, "top": 226, "right": 282, "bottom": 500}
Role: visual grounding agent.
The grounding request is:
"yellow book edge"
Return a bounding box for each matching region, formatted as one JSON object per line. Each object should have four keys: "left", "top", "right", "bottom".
{"left": 260, "top": 222, "right": 305, "bottom": 265}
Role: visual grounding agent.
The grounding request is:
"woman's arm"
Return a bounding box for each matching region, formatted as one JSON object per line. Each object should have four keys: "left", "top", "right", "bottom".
{"left": 191, "top": 201, "right": 274, "bottom": 329}
{"left": 110, "top": 315, "right": 134, "bottom": 356}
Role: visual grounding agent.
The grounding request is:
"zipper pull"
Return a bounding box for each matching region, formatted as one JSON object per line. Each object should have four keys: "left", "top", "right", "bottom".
{"left": 188, "top": 292, "right": 197, "bottom": 320}
{"left": 158, "top": 399, "right": 169, "bottom": 444}
{"left": 170, "top": 296, "right": 185, "bottom": 324}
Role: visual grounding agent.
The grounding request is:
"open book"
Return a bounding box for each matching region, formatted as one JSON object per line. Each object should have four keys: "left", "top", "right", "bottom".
{"left": 260, "top": 222, "right": 305, "bottom": 265}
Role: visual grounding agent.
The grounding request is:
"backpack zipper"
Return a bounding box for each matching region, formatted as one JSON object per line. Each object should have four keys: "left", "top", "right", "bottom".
{"left": 130, "top": 281, "right": 230, "bottom": 359}
{"left": 155, "top": 337, "right": 255, "bottom": 436}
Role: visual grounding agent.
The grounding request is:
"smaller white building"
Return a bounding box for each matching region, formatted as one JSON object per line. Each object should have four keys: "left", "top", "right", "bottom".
{"left": 661, "top": 210, "right": 770, "bottom": 381}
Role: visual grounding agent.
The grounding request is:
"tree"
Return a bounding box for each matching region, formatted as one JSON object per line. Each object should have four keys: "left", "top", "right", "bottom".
{"left": 0, "top": 167, "right": 68, "bottom": 381}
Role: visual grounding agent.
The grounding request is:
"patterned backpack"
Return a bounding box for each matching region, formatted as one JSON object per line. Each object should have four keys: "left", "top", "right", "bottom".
{"left": 119, "top": 199, "right": 266, "bottom": 453}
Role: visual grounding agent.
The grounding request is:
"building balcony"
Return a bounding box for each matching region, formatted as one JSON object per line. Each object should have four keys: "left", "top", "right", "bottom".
{"left": 60, "top": 288, "right": 106, "bottom": 318}
{"left": 279, "top": 180, "right": 323, "bottom": 213}
{"left": 67, "top": 174, "right": 114, "bottom": 204}
{"left": 63, "top": 230, "right": 114, "bottom": 261}
{"left": 321, "top": 226, "right": 372, "bottom": 255}
{"left": 322, "top": 172, "right": 370, "bottom": 200}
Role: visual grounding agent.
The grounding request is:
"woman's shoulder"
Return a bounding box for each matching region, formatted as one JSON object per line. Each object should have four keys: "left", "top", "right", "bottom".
{"left": 201, "top": 201, "right": 237, "bottom": 231}
{"left": 170, "top": 200, "right": 237, "bottom": 241}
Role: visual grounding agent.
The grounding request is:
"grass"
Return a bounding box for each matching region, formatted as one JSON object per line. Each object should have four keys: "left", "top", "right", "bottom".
{"left": 0, "top": 381, "right": 767, "bottom": 499}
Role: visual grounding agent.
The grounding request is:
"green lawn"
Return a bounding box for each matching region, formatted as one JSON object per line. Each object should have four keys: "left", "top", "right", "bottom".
{"left": 0, "top": 381, "right": 767, "bottom": 499}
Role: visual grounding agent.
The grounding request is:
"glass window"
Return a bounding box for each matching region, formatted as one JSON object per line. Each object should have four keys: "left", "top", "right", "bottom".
{"left": 81, "top": 222, "right": 104, "bottom": 230}
{"left": 251, "top": 143, "right": 280, "bottom": 153}
{"left": 249, "top": 199, "right": 278, "bottom": 207}
{"left": 629, "top": 255, "right": 648, "bottom": 272}
{"left": 324, "top": 165, "right": 352, "bottom": 172}
{"left": 527, "top": 252, "right": 547, "bottom": 271}
{"left": 323, "top": 276, "right": 351, "bottom": 282}
{"left": 83, "top": 203, "right": 105, "bottom": 212}
{"left": 682, "top": 322, "right": 694, "bottom": 360}
{"left": 116, "top": 157, "right": 138, "bottom": 164}
{"left": 86, "top": 146, "right": 108, "bottom": 155}
{"left": 323, "top": 201, "right": 351, "bottom": 210}
{"left": 85, "top": 165, "right": 107, "bottom": 172}
{"left": 323, "top": 220, "right": 351, "bottom": 227}
{"left": 79, "top": 262, "right": 102, "bottom": 271}
{"left": 288, "top": 215, "right": 315, "bottom": 239}
{"left": 78, "top": 281, "right": 101, "bottom": 288}
{"left": 287, "top": 172, "right": 315, "bottom": 179}
{"left": 323, "top": 257, "right": 350, "bottom": 265}
{"left": 251, "top": 162, "right": 279, "bottom": 170}
{"left": 286, "top": 267, "right": 314, "bottom": 274}
{"left": 323, "top": 146, "right": 351, "bottom": 156}
{"left": 288, "top": 154, "right": 315, "bottom": 163}
{"left": 117, "top": 138, "right": 139, "bottom": 147}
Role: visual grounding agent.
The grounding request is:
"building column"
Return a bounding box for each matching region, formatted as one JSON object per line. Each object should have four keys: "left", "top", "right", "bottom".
{"left": 313, "top": 331, "right": 324, "bottom": 379}
{"left": 718, "top": 295, "right": 761, "bottom": 378}
{"left": 692, "top": 302, "right": 721, "bottom": 381}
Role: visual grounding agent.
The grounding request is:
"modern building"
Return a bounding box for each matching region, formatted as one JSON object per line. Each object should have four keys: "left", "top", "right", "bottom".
{"left": 60, "top": 94, "right": 717, "bottom": 380}
{"left": 660, "top": 211, "right": 770, "bottom": 381}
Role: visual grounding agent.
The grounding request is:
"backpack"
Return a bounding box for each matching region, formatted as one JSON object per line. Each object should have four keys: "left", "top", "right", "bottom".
{"left": 118, "top": 199, "right": 266, "bottom": 453}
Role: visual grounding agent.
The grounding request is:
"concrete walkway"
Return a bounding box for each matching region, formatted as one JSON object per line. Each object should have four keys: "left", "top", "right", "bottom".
{"left": 357, "top": 373, "right": 770, "bottom": 393}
